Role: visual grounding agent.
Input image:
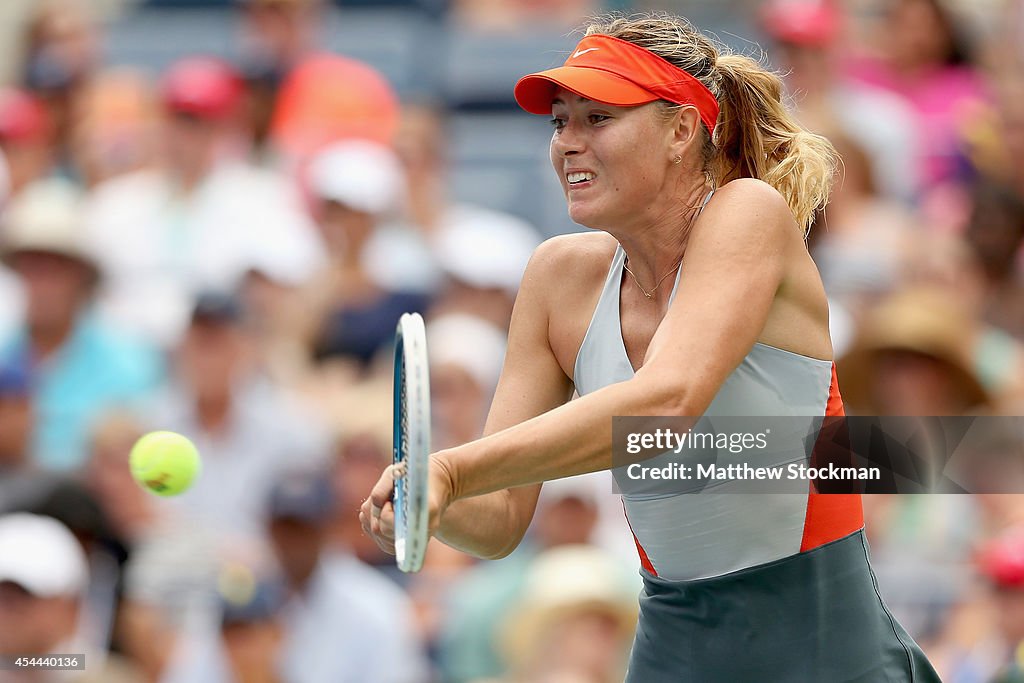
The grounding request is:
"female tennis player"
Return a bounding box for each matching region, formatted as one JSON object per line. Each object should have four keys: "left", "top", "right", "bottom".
{"left": 361, "top": 13, "right": 940, "bottom": 682}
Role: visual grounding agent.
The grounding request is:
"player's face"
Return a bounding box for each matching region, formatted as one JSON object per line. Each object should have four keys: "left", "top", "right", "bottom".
{"left": 549, "top": 90, "right": 676, "bottom": 230}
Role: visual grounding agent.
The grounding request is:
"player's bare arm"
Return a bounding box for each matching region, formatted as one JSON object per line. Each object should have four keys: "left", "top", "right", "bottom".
{"left": 433, "top": 180, "right": 800, "bottom": 500}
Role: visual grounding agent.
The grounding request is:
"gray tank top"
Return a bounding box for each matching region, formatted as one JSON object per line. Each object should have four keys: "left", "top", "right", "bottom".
{"left": 572, "top": 192, "right": 839, "bottom": 580}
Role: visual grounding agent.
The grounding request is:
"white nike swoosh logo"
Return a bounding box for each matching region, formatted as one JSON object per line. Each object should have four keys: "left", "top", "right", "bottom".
{"left": 572, "top": 47, "right": 599, "bottom": 59}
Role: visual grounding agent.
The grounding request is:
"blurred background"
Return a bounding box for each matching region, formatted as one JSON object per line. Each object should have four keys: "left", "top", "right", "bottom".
{"left": 0, "top": 0, "right": 1022, "bottom": 681}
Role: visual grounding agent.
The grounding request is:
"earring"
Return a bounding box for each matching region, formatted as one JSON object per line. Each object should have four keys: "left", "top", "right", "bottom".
{"left": 673, "top": 155, "right": 682, "bottom": 164}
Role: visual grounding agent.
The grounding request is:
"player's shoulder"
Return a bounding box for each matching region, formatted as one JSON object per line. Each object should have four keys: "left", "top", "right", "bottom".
{"left": 523, "top": 231, "right": 617, "bottom": 284}
{"left": 698, "top": 178, "right": 802, "bottom": 244}
{"left": 712, "top": 178, "right": 793, "bottom": 216}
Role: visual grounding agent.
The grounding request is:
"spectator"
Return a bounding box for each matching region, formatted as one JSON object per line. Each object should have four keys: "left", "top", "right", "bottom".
{"left": 837, "top": 287, "right": 994, "bottom": 416}
{"left": 962, "top": 77, "right": 1024, "bottom": 200}
{"left": 20, "top": 0, "right": 99, "bottom": 95}
{"left": 267, "top": 468, "right": 430, "bottom": 683}
{"left": 0, "top": 512, "right": 143, "bottom": 682}
{"left": 19, "top": 0, "right": 101, "bottom": 176}
{"left": 0, "top": 513, "right": 87, "bottom": 659}
{"left": 428, "top": 313, "right": 507, "bottom": 450}
{"left": 20, "top": 475, "right": 135, "bottom": 674}
{"left": 69, "top": 68, "right": 160, "bottom": 189}
{"left": 439, "top": 476, "right": 607, "bottom": 683}
{"left": 846, "top": 0, "right": 990, "bottom": 192}
{"left": 962, "top": 181, "right": 1024, "bottom": 340}
{"left": 494, "top": 545, "right": 638, "bottom": 683}
{"left": 0, "top": 361, "right": 31, "bottom": 472}
{"left": 84, "top": 57, "right": 325, "bottom": 348}
{"left": 269, "top": 54, "right": 399, "bottom": 165}
{"left": 302, "top": 139, "right": 436, "bottom": 370}
{"left": 431, "top": 217, "right": 537, "bottom": 331}
{"left": 451, "top": 0, "right": 600, "bottom": 32}
{"left": 762, "top": 0, "right": 920, "bottom": 203}
{"left": 862, "top": 490, "right": 982, "bottom": 655}
{"left": 239, "top": 0, "right": 323, "bottom": 83}
{"left": 396, "top": 104, "right": 541, "bottom": 244}
{"left": 157, "top": 563, "right": 285, "bottom": 683}
{"left": 396, "top": 104, "right": 541, "bottom": 330}
{"left": 973, "top": 527, "right": 1024, "bottom": 681}
{"left": 0, "top": 88, "right": 55, "bottom": 199}
{"left": 804, "top": 133, "right": 919, "bottom": 338}
{"left": 993, "top": 0, "right": 1024, "bottom": 69}
{"left": 323, "top": 378, "right": 400, "bottom": 573}
{"left": 142, "top": 291, "right": 329, "bottom": 546}
{"left": 218, "top": 566, "right": 288, "bottom": 683}
{"left": 237, "top": 0, "right": 324, "bottom": 155}
{"left": 0, "top": 514, "right": 75, "bottom": 683}
{"left": 0, "top": 179, "right": 163, "bottom": 471}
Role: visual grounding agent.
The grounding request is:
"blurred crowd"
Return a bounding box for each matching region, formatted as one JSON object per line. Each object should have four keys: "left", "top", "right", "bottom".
{"left": 0, "top": 0, "right": 1022, "bottom": 681}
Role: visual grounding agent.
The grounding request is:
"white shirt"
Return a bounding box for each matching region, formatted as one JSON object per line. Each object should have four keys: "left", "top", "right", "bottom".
{"left": 84, "top": 164, "right": 326, "bottom": 348}
{"left": 280, "top": 554, "right": 429, "bottom": 683}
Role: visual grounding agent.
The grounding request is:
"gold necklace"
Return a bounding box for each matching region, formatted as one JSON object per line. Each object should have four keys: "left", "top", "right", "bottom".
{"left": 623, "top": 257, "right": 683, "bottom": 299}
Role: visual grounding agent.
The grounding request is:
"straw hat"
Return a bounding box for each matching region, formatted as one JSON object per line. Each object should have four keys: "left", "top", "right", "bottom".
{"left": 0, "top": 179, "right": 99, "bottom": 282}
{"left": 498, "top": 545, "right": 638, "bottom": 668}
{"left": 836, "top": 287, "right": 990, "bottom": 412}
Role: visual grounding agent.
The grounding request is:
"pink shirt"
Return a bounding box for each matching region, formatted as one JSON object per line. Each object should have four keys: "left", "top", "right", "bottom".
{"left": 846, "top": 58, "right": 989, "bottom": 190}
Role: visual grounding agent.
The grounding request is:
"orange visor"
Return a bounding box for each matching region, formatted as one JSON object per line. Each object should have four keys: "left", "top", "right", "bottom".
{"left": 514, "top": 34, "right": 720, "bottom": 135}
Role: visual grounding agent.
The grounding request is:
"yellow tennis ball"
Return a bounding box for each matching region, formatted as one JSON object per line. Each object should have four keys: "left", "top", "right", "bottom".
{"left": 129, "top": 431, "right": 201, "bottom": 497}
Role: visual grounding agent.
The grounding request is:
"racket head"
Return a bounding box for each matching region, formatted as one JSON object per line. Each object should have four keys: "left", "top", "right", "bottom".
{"left": 393, "top": 312, "right": 431, "bottom": 573}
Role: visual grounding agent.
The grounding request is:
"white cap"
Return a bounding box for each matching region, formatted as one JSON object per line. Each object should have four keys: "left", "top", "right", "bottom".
{"left": 0, "top": 513, "right": 88, "bottom": 597}
{"left": 307, "top": 140, "right": 406, "bottom": 216}
{"left": 538, "top": 474, "right": 600, "bottom": 508}
{"left": 427, "top": 313, "right": 507, "bottom": 391}
{"left": 435, "top": 206, "right": 540, "bottom": 295}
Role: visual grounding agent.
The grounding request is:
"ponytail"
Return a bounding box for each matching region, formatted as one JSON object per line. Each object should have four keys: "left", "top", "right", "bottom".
{"left": 712, "top": 54, "right": 837, "bottom": 234}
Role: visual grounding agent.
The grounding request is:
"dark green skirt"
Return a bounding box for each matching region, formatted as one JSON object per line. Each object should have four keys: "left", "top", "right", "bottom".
{"left": 626, "top": 531, "right": 941, "bottom": 682}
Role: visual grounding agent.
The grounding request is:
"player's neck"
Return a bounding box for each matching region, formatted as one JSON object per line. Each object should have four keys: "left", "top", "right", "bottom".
{"left": 615, "top": 178, "right": 710, "bottom": 283}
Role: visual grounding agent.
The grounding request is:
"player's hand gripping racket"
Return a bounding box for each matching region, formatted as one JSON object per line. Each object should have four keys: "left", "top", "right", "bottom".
{"left": 393, "top": 313, "right": 431, "bottom": 573}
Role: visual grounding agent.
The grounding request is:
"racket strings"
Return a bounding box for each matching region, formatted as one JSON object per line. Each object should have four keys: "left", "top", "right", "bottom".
{"left": 398, "top": 359, "right": 410, "bottom": 533}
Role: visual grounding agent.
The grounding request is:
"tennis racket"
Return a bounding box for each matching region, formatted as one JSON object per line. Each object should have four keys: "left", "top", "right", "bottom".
{"left": 393, "top": 312, "right": 431, "bottom": 573}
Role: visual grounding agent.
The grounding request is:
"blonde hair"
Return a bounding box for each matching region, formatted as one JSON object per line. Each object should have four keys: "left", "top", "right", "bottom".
{"left": 584, "top": 13, "right": 837, "bottom": 234}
